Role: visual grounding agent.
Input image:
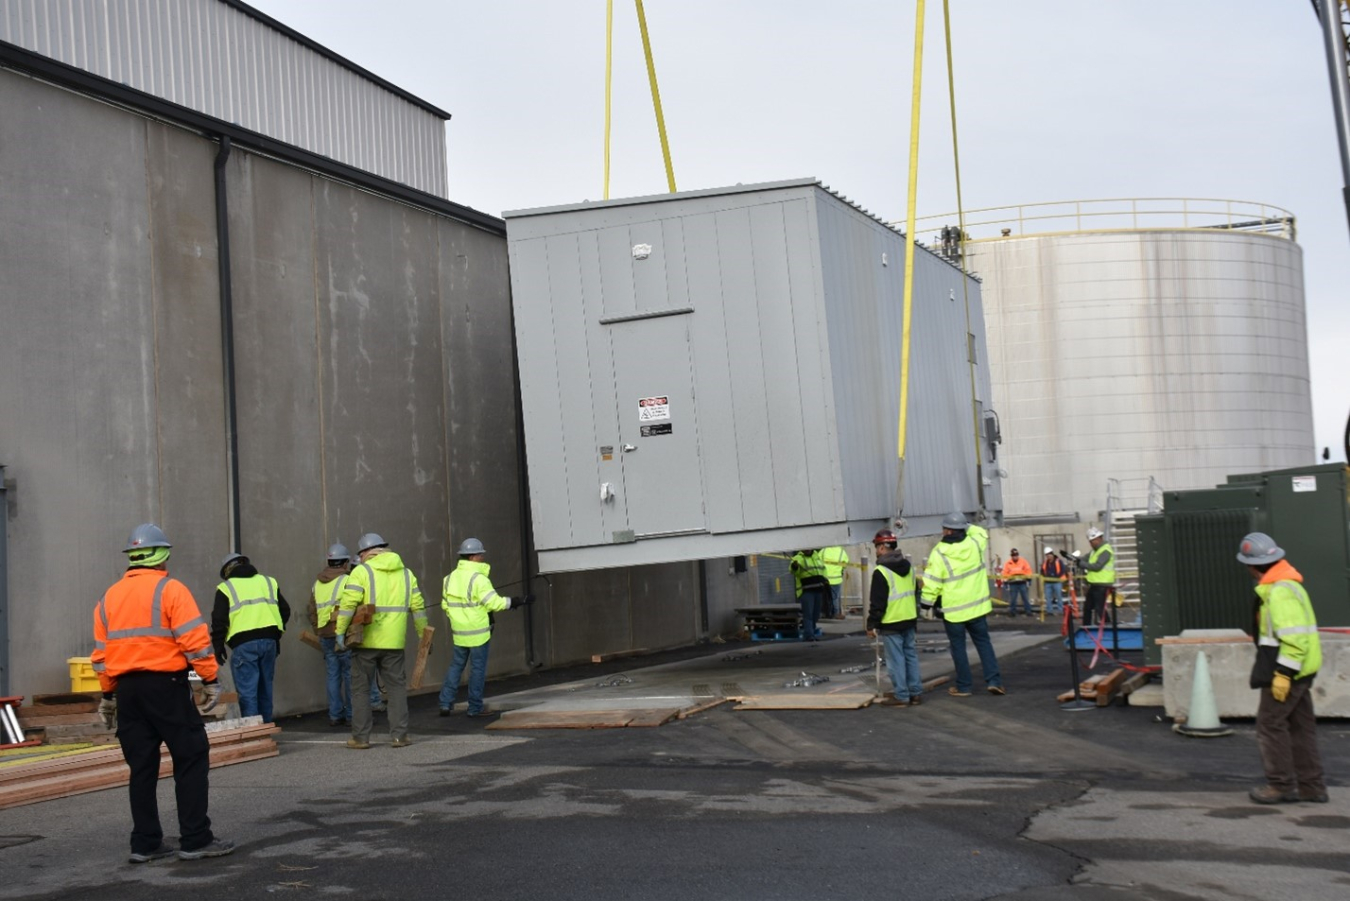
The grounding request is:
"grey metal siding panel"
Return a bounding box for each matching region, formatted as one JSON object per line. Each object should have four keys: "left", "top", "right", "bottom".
{"left": 508, "top": 237, "right": 574, "bottom": 550}
{"left": 684, "top": 212, "right": 745, "bottom": 533}
{"left": 576, "top": 230, "right": 629, "bottom": 541}
{"left": 715, "top": 206, "right": 780, "bottom": 529}
{"left": 749, "top": 201, "right": 812, "bottom": 525}
{"left": 0, "top": 0, "right": 448, "bottom": 195}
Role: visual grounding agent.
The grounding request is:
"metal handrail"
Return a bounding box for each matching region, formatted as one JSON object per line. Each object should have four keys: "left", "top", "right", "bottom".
{"left": 908, "top": 197, "right": 1297, "bottom": 243}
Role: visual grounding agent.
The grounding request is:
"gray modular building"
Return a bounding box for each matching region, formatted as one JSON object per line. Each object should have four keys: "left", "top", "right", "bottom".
{"left": 0, "top": 1, "right": 753, "bottom": 708}
{"left": 506, "top": 180, "right": 1004, "bottom": 573}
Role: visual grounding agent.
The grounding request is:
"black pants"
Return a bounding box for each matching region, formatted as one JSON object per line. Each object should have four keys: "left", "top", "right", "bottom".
{"left": 1083, "top": 584, "right": 1111, "bottom": 626}
{"left": 115, "top": 671, "right": 214, "bottom": 854}
{"left": 1256, "top": 675, "right": 1325, "bottom": 794}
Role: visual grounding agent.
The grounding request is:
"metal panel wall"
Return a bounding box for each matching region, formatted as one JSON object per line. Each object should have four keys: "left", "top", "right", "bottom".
{"left": 973, "top": 230, "right": 1314, "bottom": 520}
{"left": 815, "top": 192, "right": 992, "bottom": 530}
{"left": 0, "top": 0, "right": 448, "bottom": 195}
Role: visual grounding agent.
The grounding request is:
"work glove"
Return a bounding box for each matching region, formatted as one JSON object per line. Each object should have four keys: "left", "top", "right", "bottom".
{"left": 200, "top": 680, "right": 223, "bottom": 713}
{"left": 215, "top": 646, "right": 227, "bottom": 664}
{"left": 336, "top": 634, "right": 347, "bottom": 653}
{"left": 98, "top": 694, "right": 117, "bottom": 730}
{"left": 512, "top": 594, "right": 536, "bottom": 609}
{"left": 1271, "top": 672, "right": 1292, "bottom": 703}
{"left": 920, "top": 605, "right": 935, "bottom": 621}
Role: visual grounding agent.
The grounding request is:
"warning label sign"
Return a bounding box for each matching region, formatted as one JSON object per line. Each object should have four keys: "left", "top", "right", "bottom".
{"left": 641, "top": 423, "right": 673, "bottom": 438}
{"left": 638, "top": 396, "right": 670, "bottom": 422}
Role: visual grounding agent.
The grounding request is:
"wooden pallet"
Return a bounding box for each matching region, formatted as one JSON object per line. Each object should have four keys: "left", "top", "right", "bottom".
{"left": 0, "top": 720, "right": 279, "bottom": 810}
{"left": 1055, "top": 668, "right": 1128, "bottom": 706}
{"left": 486, "top": 708, "right": 682, "bottom": 730}
{"left": 734, "top": 693, "right": 874, "bottom": 710}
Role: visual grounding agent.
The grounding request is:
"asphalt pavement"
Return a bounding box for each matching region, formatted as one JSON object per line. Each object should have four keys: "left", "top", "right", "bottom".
{"left": 1, "top": 614, "right": 1346, "bottom": 901}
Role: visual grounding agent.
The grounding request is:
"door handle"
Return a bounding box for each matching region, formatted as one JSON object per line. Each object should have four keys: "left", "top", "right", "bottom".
{"left": 622, "top": 444, "right": 637, "bottom": 453}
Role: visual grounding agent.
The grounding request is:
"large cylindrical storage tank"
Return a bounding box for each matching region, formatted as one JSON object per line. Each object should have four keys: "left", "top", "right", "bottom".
{"left": 942, "top": 199, "right": 1315, "bottom": 522}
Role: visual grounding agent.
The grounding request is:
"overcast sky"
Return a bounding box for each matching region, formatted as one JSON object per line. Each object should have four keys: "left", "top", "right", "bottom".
{"left": 254, "top": 0, "right": 1349, "bottom": 458}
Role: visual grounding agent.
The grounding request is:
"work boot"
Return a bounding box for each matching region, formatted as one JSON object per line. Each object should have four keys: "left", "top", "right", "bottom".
{"left": 1248, "top": 785, "right": 1298, "bottom": 805}
{"left": 345, "top": 738, "right": 371, "bottom": 750}
{"left": 128, "top": 843, "right": 177, "bottom": 864}
{"left": 878, "top": 696, "right": 909, "bottom": 707}
{"left": 947, "top": 687, "right": 972, "bottom": 698}
{"left": 391, "top": 735, "right": 412, "bottom": 748}
{"left": 987, "top": 685, "right": 1007, "bottom": 696}
{"left": 1298, "top": 789, "right": 1330, "bottom": 803}
{"left": 178, "top": 839, "right": 235, "bottom": 860}
{"left": 466, "top": 705, "right": 494, "bottom": 718}
{"left": 908, "top": 695, "right": 924, "bottom": 706}
{"left": 438, "top": 707, "right": 452, "bottom": 717}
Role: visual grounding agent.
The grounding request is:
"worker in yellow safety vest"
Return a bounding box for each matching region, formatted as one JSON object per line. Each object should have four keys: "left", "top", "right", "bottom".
{"left": 1082, "top": 527, "right": 1114, "bottom": 626}
{"left": 335, "top": 532, "right": 428, "bottom": 749}
{"left": 921, "top": 512, "right": 1005, "bottom": 697}
{"left": 212, "top": 552, "right": 290, "bottom": 723}
{"left": 309, "top": 543, "right": 381, "bottom": 727}
{"left": 438, "top": 537, "right": 533, "bottom": 718}
{"left": 1238, "top": 532, "right": 1327, "bottom": 805}
{"left": 866, "top": 529, "right": 923, "bottom": 706}
{"left": 790, "top": 548, "right": 830, "bottom": 642}
{"left": 820, "top": 546, "right": 850, "bottom": 620}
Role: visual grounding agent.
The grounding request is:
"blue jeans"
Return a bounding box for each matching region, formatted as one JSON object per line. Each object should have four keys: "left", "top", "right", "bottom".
{"left": 439, "top": 643, "right": 491, "bottom": 714}
{"left": 825, "top": 583, "right": 842, "bottom": 618}
{"left": 1005, "top": 581, "right": 1032, "bottom": 616}
{"left": 943, "top": 614, "right": 1002, "bottom": 693}
{"left": 799, "top": 587, "right": 825, "bottom": 641}
{"left": 881, "top": 628, "right": 922, "bottom": 701}
{"left": 1043, "top": 582, "right": 1064, "bottom": 615}
{"left": 320, "top": 637, "right": 382, "bottom": 721}
{"left": 230, "top": 637, "right": 277, "bottom": 723}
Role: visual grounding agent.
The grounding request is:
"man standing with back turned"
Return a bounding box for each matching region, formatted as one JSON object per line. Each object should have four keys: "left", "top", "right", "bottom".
{"left": 1238, "top": 532, "right": 1327, "bottom": 805}
{"left": 91, "top": 524, "right": 234, "bottom": 863}
{"left": 439, "top": 537, "right": 533, "bottom": 717}
{"left": 213, "top": 551, "right": 290, "bottom": 723}
{"left": 922, "top": 512, "right": 1005, "bottom": 697}
{"left": 336, "top": 532, "right": 427, "bottom": 749}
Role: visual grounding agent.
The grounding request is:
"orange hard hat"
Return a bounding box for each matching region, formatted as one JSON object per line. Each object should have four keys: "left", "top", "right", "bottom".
{"left": 873, "top": 529, "right": 898, "bottom": 546}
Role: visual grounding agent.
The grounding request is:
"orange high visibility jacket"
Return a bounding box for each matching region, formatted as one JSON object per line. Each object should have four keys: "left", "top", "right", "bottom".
{"left": 91, "top": 568, "right": 219, "bottom": 693}
{"left": 1000, "top": 557, "right": 1033, "bottom": 582}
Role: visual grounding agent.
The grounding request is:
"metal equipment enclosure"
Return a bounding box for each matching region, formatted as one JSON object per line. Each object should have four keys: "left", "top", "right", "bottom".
{"left": 506, "top": 180, "right": 1002, "bottom": 573}
{"left": 1136, "top": 463, "right": 1350, "bottom": 665}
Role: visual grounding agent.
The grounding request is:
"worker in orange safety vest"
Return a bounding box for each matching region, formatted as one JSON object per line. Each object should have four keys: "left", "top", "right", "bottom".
{"left": 1000, "top": 548, "right": 1034, "bottom": 617}
{"left": 90, "top": 524, "right": 235, "bottom": 863}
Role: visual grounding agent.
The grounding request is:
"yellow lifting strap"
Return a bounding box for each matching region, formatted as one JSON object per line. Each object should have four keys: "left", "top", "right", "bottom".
{"left": 634, "top": 0, "right": 678, "bottom": 193}
{"left": 602, "top": 1, "right": 678, "bottom": 196}
{"left": 603, "top": 0, "right": 614, "bottom": 199}
{"left": 895, "top": 0, "right": 926, "bottom": 519}
{"left": 942, "top": 0, "right": 986, "bottom": 510}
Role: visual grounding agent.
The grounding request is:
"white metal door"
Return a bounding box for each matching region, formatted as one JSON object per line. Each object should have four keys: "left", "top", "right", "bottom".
{"left": 609, "top": 315, "right": 705, "bottom": 537}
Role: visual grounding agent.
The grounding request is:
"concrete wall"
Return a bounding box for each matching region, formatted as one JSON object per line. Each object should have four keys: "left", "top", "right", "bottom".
{"left": 0, "top": 69, "right": 710, "bottom": 710}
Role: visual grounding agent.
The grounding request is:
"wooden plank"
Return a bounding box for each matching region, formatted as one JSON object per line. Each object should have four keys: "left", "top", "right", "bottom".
{"left": 16, "top": 712, "right": 102, "bottom": 726}
{"left": 1120, "top": 671, "right": 1152, "bottom": 697}
{"left": 1092, "top": 669, "right": 1129, "bottom": 708}
{"left": 298, "top": 630, "right": 324, "bottom": 652}
{"left": 486, "top": 710, "right": 637, "bottom": 730}
{"left": 623, "top": 708, "right": 683, "bottom": 728}
{"left": 410, "top": 626, "right": 435, "bottom": 689}
{"left": 1057, "top": 689, "right": 1098, "bottom": 703}
{"left": 590, "top": 647, "right": 653, "bottom": 664}
{"left": 921, "top": 675, "right": 951, "bottom": 692}
{"left": 19, "top": 698, "right": 99, "bottom": 716}
{"left": 1154, "top": 636, "right": 1251, "bottom": 645}
{"left": 733, "top": 694, "right": 873, "bottom": 710}
{"left": 676, "top": 697, "right": 729, "bottom": 719}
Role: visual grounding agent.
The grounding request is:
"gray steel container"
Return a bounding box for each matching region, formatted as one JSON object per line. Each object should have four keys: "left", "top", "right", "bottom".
{"left": 505, "top": 179, "right": 1002, "bottom": 573}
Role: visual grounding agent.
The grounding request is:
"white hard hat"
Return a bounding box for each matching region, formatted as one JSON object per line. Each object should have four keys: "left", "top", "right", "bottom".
{"left": 1086, "top": 527, "right": 1104, "bottom": 541}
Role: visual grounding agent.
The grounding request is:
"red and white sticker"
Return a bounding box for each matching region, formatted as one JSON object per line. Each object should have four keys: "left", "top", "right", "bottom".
{"left": 638, "top": 396, "right": 670, "bottom": 422}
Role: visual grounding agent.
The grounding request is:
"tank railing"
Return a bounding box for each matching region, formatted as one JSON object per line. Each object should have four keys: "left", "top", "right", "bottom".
{"left": 910, "top": 197, "right": 1297, "bottom": 245}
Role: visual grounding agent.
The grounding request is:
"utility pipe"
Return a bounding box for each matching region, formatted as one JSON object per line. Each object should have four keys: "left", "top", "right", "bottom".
{"left": 213, "top": 137, "right": 242, "bottom": 553}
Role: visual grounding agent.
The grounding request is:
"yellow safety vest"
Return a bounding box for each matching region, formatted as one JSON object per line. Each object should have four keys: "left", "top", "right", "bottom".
{"left": 921, "top": 536, "right": 992, "bottom": 624}
{"left": 312, "top": 575, "right": 346, "bottom": 630}
{"left": 1086, "top": 543, "right": 1115, "bottom": 585}
{"left": 218, "top": 574, "right": 284, "bottom": 641}
{"left": 879, "top": 567, "right": 918, "bottom": 624}
{"left": 336, "top": 552, "right": 427, "bottom": 649}
{"left": 442, "top": 560, "right": 512, "bottom": 648}
{"left": 821, "top": 547, "right": 849, "bottom": 586}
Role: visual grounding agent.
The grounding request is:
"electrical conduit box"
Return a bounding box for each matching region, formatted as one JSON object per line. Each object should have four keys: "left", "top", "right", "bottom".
{"left": 505, "top": 179, "right": 1002, "bottom": 573}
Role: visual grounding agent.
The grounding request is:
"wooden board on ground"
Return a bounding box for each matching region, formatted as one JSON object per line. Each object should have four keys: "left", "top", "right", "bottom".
{"left": 677, "top": 697, "right": 730, "bottom": 719}
{"left": 299, "top": 630, "right": 324, "bottom": 652}
{"left": 590, "top": 647, "right": 652, "bottom": 664}
{"left": 734, "top": 693, "right": 873, "bottom": 710}
{"left": 487, "top": 710, "right": 638, "bottom": 730}
{"left": 410, "top": 626, "right": 435, "bottom": 689}
{"left": 921, "top": 675, "right": 951, "bottom": 692}
{"left": 1120, "top": 671, "right": 1152, "bottom": 698}
{"left": 1093, "top": 669, "right": 1128, "bottom": 707}
{"left": 625, "top": 708, "right": 683, "bottom": 728}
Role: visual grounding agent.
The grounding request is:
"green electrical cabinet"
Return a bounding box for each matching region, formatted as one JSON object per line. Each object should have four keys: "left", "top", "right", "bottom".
{"left": 1136, "top": 464, "right": 1350, "bottom": 668}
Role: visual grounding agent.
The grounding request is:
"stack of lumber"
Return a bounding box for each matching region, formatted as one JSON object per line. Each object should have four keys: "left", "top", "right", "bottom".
{"left": 14, "top": 694, "right": 113, "bottom": 746}
{"left": 0, "top": 716, "right": 279, "bottom": 810}
{"left": 1056, "top": 668, "right": 1128, "bottom": 707}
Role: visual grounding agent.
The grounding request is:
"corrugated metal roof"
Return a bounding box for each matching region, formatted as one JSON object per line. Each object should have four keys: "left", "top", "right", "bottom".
{"left": 0, "top": 0, "right": 449, "bottom": 197}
